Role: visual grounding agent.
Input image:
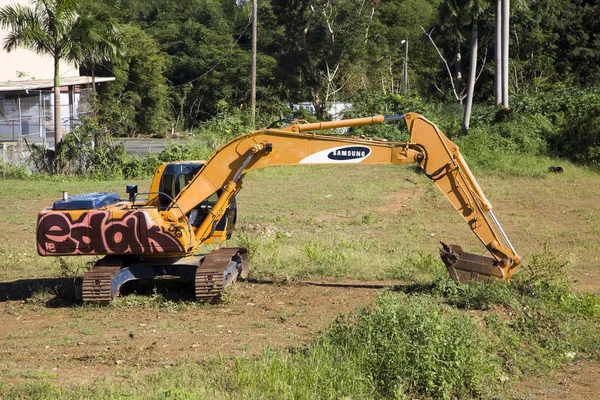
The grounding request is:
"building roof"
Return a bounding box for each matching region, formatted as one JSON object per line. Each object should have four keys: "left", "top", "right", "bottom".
{"left": 0, "top": 76, "right": 115, "bottom": 92}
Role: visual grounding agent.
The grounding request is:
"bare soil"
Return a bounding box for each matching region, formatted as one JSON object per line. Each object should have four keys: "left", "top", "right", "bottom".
{"left": 514, "top": 360, "right": 600, "bottom": 399}
{"left": 0, "top": 278, "right": 392, "bottom": 386}
{"left": 1, "top": 278, "right": 597, "bottom": 399}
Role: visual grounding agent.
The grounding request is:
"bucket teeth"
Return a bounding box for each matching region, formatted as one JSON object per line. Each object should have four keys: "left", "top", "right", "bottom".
{"left": 440, "top": 242, "right": 506, "bottom": 284}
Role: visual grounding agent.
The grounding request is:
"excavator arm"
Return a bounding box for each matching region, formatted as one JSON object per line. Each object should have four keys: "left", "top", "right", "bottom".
{"left": 404, "top": 113, "right": 521, "bottom": 281}
{"left": 160, "top": 112, "right": 521, "bottom": 283}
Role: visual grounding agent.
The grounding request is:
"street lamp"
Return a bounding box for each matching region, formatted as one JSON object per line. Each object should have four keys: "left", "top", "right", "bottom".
{"left": 400, "top": 40, "right": 408, "bottom": 93}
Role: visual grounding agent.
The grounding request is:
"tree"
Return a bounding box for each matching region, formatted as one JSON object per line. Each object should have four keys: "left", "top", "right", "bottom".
{"left": 76, "top": 9, "right": 122, "bottom": 96}
{"left": 272, "top": 0, "right": 382, "bottom": 119}
{"left": 0, "top": 0, "right": 89, "bottom": 147}
{"left": 438, "top": 0, "right": 493, "bottom": 133}
{"left": 97, "top": 24, "right": 171, "bottom": 137}
{"left": 364, "top": 0, "right": 441, "bottom": 97}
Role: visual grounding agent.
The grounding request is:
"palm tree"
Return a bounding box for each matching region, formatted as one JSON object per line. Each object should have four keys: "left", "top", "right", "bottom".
{"left": 76, "top": 11, "right": 121, "bottom": 97}
{"left": 0, "top": 0, "right": 88, "bottom": 147}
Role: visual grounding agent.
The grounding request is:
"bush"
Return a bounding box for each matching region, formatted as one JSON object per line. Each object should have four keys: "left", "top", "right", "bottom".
{"left": 323, "top": 293, "right": 499, "bottom": 399}
{"left": 27, "top": 119, "right": 129, "bottom": 178}
{"left": 511, "top": 88, "right": 600, "bottom": 164}
{"left": 396, "top": 247, "right": 600, "bottom": 376}
{"left": 232, "top": 292, "right": 500, "bottom": 399}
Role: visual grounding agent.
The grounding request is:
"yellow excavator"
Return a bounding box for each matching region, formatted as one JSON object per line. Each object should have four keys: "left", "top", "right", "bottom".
{"left": 37, "top": 113, "right": 521, "bottom": 303}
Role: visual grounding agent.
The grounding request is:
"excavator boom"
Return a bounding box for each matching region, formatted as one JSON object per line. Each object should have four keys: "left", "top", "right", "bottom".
{"left": 160, "top": 112, "right": 521, "bottom": 281}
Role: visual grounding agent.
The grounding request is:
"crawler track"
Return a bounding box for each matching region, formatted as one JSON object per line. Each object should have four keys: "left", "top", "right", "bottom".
{"left": 81, "top": 257, "right": 124, "bottom": 304}
{"left": 195, "top": 247, "right": 247, "bottom": 302}
{"left": 80, "top": 248, "right": 248, "bottom": 304}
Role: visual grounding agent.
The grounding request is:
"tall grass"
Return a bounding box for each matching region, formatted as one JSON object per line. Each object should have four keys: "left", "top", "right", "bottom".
{"left": 231, "top": 292, "right": 498, "bottom": 399}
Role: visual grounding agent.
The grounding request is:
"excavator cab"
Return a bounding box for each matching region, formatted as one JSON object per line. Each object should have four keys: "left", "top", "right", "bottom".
{"left": 157, "top": 162, "right": 202, "bottom": 208}
{"left": 156, "top": 162, "right": 237, "bottom": 242}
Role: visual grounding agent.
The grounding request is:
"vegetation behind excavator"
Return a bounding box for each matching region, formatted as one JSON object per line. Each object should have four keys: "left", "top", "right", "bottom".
{"left": 36, "top": 113, "right": 521, "bottom": 303}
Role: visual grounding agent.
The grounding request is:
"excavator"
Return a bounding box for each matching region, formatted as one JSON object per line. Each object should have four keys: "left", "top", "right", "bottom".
{"left": 36, "top": 113, "right": 521, "bottom": 303}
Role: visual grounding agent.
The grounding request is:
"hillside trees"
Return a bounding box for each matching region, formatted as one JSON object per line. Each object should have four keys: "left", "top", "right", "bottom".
{"left": 269, "top": 0, "right": 370, "bottom": 118}
{"left": 76, "top": 0, "right": 600, "bottom": 136}
{"left": 438, "top": 0, "right": 494, "bottom": 133}
{"left": 95, "top": 24, "right": 171, "bottom": 137}
{"left": 359, "top": 0, "right": 442, "bottom": 96}
{"left": 149, "top": 0, "right": 261, "bottom": 125}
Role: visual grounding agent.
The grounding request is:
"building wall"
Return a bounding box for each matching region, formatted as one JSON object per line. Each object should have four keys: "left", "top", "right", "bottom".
{"left": 0, "top": 0, "right": 79, "bottom": 82}
{"left": 0, "top": 89, "right": 88, "bottom": 147}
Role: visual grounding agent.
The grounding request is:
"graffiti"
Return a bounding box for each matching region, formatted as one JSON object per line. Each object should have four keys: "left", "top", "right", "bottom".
{"left": 37, "top": 210, "right": 185, "bottom": 256}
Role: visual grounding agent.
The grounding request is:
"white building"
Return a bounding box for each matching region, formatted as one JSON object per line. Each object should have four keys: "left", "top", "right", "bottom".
{"left": 0, "top": 0, "right": 114, "bottom": 149}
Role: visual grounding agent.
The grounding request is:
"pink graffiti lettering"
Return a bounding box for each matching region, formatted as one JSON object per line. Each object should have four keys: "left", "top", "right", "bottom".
{"left": 37, "top": 210, "right": 185, "bottom": 256}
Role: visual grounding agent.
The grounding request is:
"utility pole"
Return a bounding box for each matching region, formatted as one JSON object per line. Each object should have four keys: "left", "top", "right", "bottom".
{"left": 501, "top": 0, "right": 509, "bottom": 108}
{"left": 495, "top": 0, "right": 502, "bottom": 106}
{"left": 251, "top": 0, "right": 257, "bottom": 128}
{"left": 401, "top": 40, "right": 408, "bottom": 93}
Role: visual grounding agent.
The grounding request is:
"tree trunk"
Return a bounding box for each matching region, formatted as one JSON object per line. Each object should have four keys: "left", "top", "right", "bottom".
{"left": 501, "top": 0, "right": 509, "bottom": 108}
{"left": 463, "top": 22, "right": 478, "bottom": 134}
{"left": 302, "top": 12, "right": 325, "bottom": 119}
{"left": 495, "top": 0, "right": 502, "bottom": 105}
{"left": 53, "top": 56, "right": 63, "bottom": 148}
{"left": 311, "top": 90, "right": 324, "bottom": 120}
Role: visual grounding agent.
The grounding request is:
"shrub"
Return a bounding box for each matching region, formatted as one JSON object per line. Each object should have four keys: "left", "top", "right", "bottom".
{"left": 396, "top": 246, "right": 600, "bottom": 376}
{"left": 512, "top": 88, "right": 600, "bottom": 164}
{"left": 27, "top": 119, "right": 128, "bottom": 178}
{"left": 232, "top": 292, "right": 499, "bottom": 399}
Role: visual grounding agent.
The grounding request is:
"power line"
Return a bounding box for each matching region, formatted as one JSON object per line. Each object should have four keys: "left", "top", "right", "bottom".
{"left": 170, "top": 17, "right": 252, "bottom": 89}
{"left": 95, "top": 17, "right": 253, "bottom": 91}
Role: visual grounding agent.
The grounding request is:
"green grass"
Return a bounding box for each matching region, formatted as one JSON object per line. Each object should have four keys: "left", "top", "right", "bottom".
{"left": 1, "top": 151, "right": 600, "bottom": 398}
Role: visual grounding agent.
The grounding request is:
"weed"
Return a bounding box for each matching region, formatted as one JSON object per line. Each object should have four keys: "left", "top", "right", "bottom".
{"left": 220, "top": 283, "right": 241, "bottom": 305}
{"left": 355, "top": 212, "right": 373, "bottom": 225}
{"left": 77, "top": 326, "right": 97, "bottom": 336}
{"left": 519, "top": 243, "right": 569, "bottom": 284}
{"left": 269, "top": 311, "right": 291, "bottom": 323}
{"left": 396, "top": 271, "right": 600, "bottom": 378}
{"left": 249, "top": 321, "right": 273, "bottom": 329}
{"left": 231, "top": 292, "right": 499, "bottom": 399}
{"left": 113, "top": 289, "right": 177, "bottom": 309}
{"left": 58, "top": 257, "right": 95, "bottom": 279}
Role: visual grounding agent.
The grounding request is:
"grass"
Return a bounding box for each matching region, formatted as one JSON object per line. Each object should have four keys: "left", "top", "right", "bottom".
{"left": 1, "top": 153, "right": 600, "bottom": 398}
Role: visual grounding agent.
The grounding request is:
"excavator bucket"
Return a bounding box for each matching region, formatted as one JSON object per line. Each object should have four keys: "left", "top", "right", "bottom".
{"left": 439, "top": 243, "right": 506, "bottom": 284}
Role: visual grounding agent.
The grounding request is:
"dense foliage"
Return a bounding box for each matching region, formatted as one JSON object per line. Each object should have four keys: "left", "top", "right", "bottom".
{"left": 77, "top": 0, "right": 600, "bottom": 129}
{"left": 6, "top": 0, "right": 600, "bottom": 172}
{"left": 11, "top": 86, "right": 600, "bottom": 178}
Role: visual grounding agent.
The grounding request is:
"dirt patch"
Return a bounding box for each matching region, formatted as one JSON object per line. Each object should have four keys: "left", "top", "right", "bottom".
{"left": 0, "top": 279, "right": 393, "bottom": 386}
{"left": 514, "top": 359, "right": 600, "bottom": 399}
